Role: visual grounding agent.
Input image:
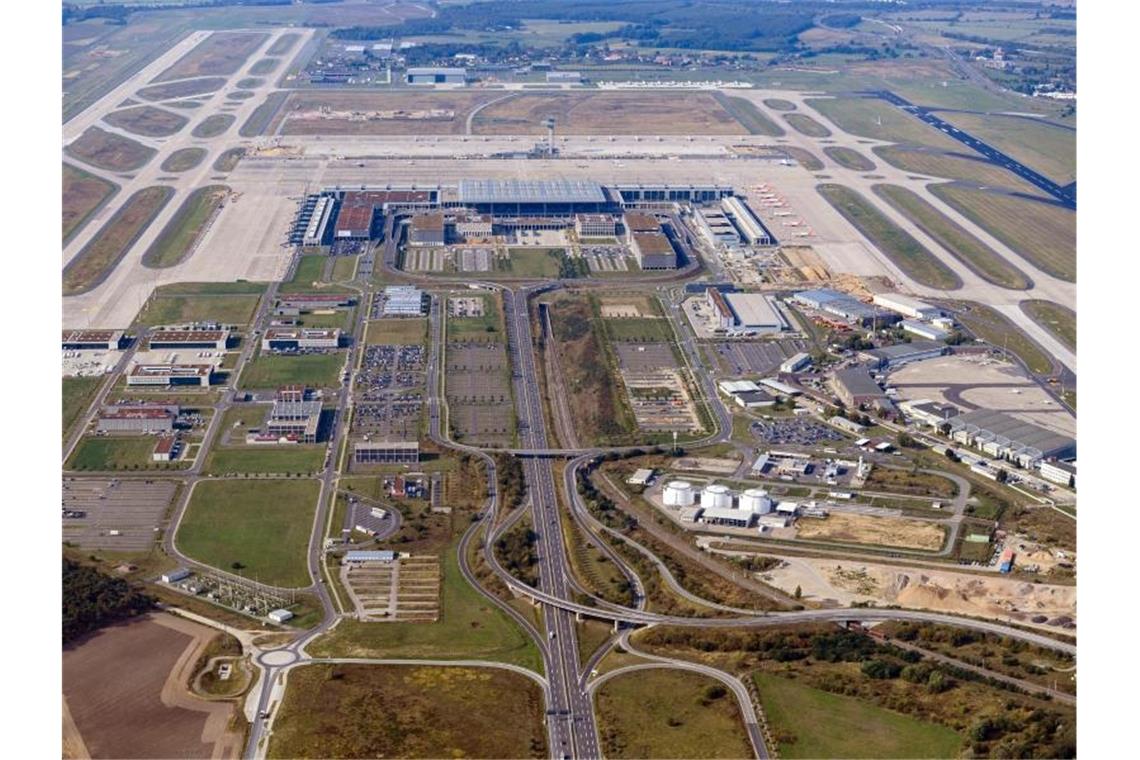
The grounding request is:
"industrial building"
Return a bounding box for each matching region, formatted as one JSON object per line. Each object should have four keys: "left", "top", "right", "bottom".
{"left": 353, "top": 440, "right": 420, "bottom": 464}
{"left": 900, "top": 320, "right": 950, "bottom": 342}
{"left": 96, "top": 405, "right": 178, "bottom": 433}
{"left": 627, "top": 468, "right": 654, "bottom": 486}
{"left": 267, "top": 609, "right": 294, "bottom": 624}
{"left": 148, "top": 330, "right": 229, "bottom": 351}
{"left": 261, "top": 328, "right": 341, "bottom": 351}
{"left": 759, "top": 377, "right": 801, "bottom": 397}
{"left": 734, "top": 390, "right": 775, "bottom": 409}
{"left": 900, "top": 399, "right": 960, "bottom": 427}
{"left": 381, "top": 285, "right": 425, "bottom": 317}
{"left": 266, "top": 400, "right": 323, "bottom": 443}
{"left": 695, "top": 207, "right": 740, "bottom": 249}
{"left": 791, "top": 289, "right": 897, "bottom": 327}
{"left": 946, "top": 409, "right": 1076, "bottom": 467}
{"left": 406, "top": 67, "right": 467, "bottom": 85}
{"left": 62, "top": 329, "right": 126, "bottom": 351}
{"left": 859, "top": 340, "right": 947, "bottom": 369}
{"left": 277, "top": 293, "right": 356, "bottom": 310}
{"left": 722, "top": 293, "right": 788, "bottom": 333}
{"left": 575, "top": 214, "right": 616, "bottom": 237}
{"left": 1039, "top": 459, "right": 1076, "bottom": 488}
{"left": 721, "top": 196, "right": 774, "bottom": 245}
{"left": 872, "top": 293, "right": 943, "bottom": 320}
{"left": 707, "top": 288, "right": 735, "bottom": 330}
{"left": 829, "top": 415, "right": 867, "bottom": 435}
{"left": 127, "top": 364, "right": 212, "bottom": 388}
{"left": 830, "top": 367, "right": 887, "bottom": 408}
{"left": 780, "top": 352, "right": 812, "bottom": 374}
{"left": 663, "top": 481, "right": 696, "bottom": 507}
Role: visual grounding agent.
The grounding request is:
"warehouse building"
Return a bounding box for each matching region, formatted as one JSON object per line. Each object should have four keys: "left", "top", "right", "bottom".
{"left": 707, "top": 288, "right": 735, "bottom": 330}
{"left": 353, "top": 440, "right": 420, "bottom": 464}
{"left": 900, "top": 320, "right": 950, "bottom": 342}
{"left": 830, "top": 366, "right": 887, "bottom": 408}
{"left": 266, "top": 400, "right": 323, "bottom": 443}
{"left": 723, "top": 292, "right": 788, "bottom": 333}
{"left": 780, "top": 352, "right": 812, "bottom": 374}
{"left": 406, "top": 67, "right": 467, "bottom": 85}
{"left": 127, "top": 364, "right": 212, "bottom": 388}
{"left": 859, "top": 340, "right": 947, "bottom": 369}
{"left": 791, "top": 289, "right": 897, "bottom": 327}
{"left": 62, "top": 329, "right": 126, "bottom": 351}
{"left": 575, "top": 214, "right": 616, "bottom": 237}
{"left": 630, "top": 232, "right": 678, "bottom": 270}
{"left": 946, "top": 409, "right": 1076, "bottom": 467}
{"left": 900, "top": 399, "right": 960, "bottom": 427}
{"left": 721, "top": 196, "right": 774, "bottom": 245}
{"left": 345, "top": 550, "right": 397, "bottom": 563}
{"left": 148, "top": 330, "right": 230, "bottom": 351}
{"left": 734, "top": 390, "right": 776, "bottom": 409}
{"left": 791, "top": 288, "right": 848, "bottom": 310}
{"left": 262, "top": 328, "right": 341, "bottom": 352}
{"left": 382, "top": 285, "right": 424, "bottom": 317}
{"left": 872, "top": 293, "right": 944, "bottom": 321}
{"left": 96, "top": 405, "right": 178, "bottom": 433}
{"left": 408, "top": 212, "right": 445, "bottom": 246}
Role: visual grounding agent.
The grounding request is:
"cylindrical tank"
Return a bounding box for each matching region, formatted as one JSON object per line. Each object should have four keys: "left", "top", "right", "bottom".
{"left": 663, "top": 481, "right": 695, "bottom": 507}
{"left": 738, "top": 487, "right": 772, "bottom": 514}
{"left": 700, "top": 484, "right": 732, "bottom": 509}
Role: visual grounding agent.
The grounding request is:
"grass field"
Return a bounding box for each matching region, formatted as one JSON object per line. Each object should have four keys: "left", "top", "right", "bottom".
{"left": 212, "top": 147, "right": 245, "bottom": 172}
{"left": 267, "top": 33, "right": 299, "bottom": 56}
{"left": 177, "top": 479, "right": 319, "bottom": 587}
{"left": 1020, "top": 299, "right": 1075, "bottom": 351}
{"left": 227, "top": 90, "right": 255, "bottom": 101}
{"left": 783, "top": 113, "right": 831, "bottom": 138}
{"left": 805, "top": 97, "right": 961, "bottom": 150}
{"left": 817, "top": 184, "right": 962, "bottom": 290}
{"left": 712, "top": 93, "right": 783, "bottom": 136}
{"left": 64, "top": 186, "right": 174, "bottom": 296}
{"left": 204, "top": 446, "right": 325, "bottom": 475}
{"left": 953, "top": 301, "right": 1057, "bottom": 375}
{"left": 66, "top": 436, "right": 164, "bottom": 471}
{"left": 154, "top": 31, "right": 268, "bottom": 82}
{"left": 929, "top": 185, "right": 1075, "bottom": 282}
{"left": 136, "top": 77, "right": 228, "bottom": 101}
{"left": 330, "top": 255, "right": 357, "bottom": 281}
{"left": 237, "top": 77, "right": 264, "bottom": 89}
{"left": 873, "top": 184, "right": 1030, "bottom": 290}
{"left": 602, "top": 317, "right": 675, "bottom": 343}
{"left": 239, "top": 91, "right": 289, "bottom": 137}
{"left": 63, "top": 163, "right": 118, "bottom": 244}
{"left": 249, "top": 57, "right": 280, "bottom": 76}
{"left": 823, "top": 146, "right": 875, "bottom": 171}
{"left": 596, "top": 668, "right": 753, "bottom": 758}
{"left": 190, "top": 113, "right": 235, "bottom": 139}
{"left": 104, "top": 105, "right": 187, "bottom": 138}
{"left": 66, "top": 127, "right": 157, "bottom": 172}
{"left": 239, "top": 352, "right": 344, "bottom": 389}
{"left": 502, "top": 248, "right": 563, "bottom": 278}
{"left": 142, "top": 185, "right": 229, "bottom": 268}
{"left": 267, "top": 664, "right": 546, "bottom": 759}
{"left": 134, "top": 284, "right": 264, "bottom": 326}
{"left": 280, "top": 255, "right": 325, "bottom": 292}
{"left": 783, "top": 147, "right": 824, "bottom": 171}
{"left": 763, "top": 98, "right": 796, "bottom": 111}
{"left": 755, "top": 671, "right": 963, "bottom": 758}
{"left": 63, "top": 376, "right": 104, "bottom": 441}
{"left": 873, "top": 146, "right": 1041, "bottom": 194}
{"left": 159, "top": 148, "right": 207, "bottom": 173}
{"left": 367, "top": 318, "right": 427, "bottom": 345}
{"left": 939, "top": 112, "right": 1075, "bottom": 184}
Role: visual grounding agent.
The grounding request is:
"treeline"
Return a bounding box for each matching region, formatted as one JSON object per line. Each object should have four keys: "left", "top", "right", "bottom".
{"left": 494, "top": 453, "right": 526, "bottom": 511}
{"left": 63, "top": 0, "right": 290, "bottom": 26}
{"left": 495, "top": 523, "right": 540, "bottom": 587}
{"left": 63, "top": 559, "right": 154, "bottom": 645}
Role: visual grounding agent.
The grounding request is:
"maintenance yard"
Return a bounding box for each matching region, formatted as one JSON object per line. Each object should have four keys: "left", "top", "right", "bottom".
{"left": 340, "top": 555, "right": 442, "bottom": 622}
{"left": 62, "top": 478, "right": 177, "bottom": 551}
{"left": 445, "top": 341, "right": 514, "bottom": 447}
{"left": 708, "top": 338, "right": 810, "bottom": 376}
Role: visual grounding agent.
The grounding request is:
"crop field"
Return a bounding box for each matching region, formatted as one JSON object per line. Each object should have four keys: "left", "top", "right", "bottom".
{"left": 952, "top": 301, "right": 1056, "bottom": 376}
{"left": 64, "top": 186, "right": 174, "bottom": 296}
{"left": 754, "top": 671, "right": 963, "bottom": 758}
{"left": 267, "top": 665, "right": 546, "bottom": 759}
{"left": 873, "top": 184, "right": 1030, "bottom": 290}
{"left": 783, "top": 113, "right": 831, "bottom": 138}
{"left": 213, "top": 147, "right": 245, "bottom": 172}
{"left": 66, "top": 127, "right": 157, "bottom": 172}
{"left": 472, "top": 91, "right": 748, "bottom": 135}
{"left": 134, "top": 282, "right": 264, "bottom": 326}
{"left": 805, "top": 97, "right": 962, "bottom": 149}
{"left": 823, "top": 146, "right": 875, "bottom": 171}
{"left": 929, "top": 185, "right": 1075, "bottom": 282}
{"left": 595, "top": 668, "right": 753, "bottom": 758}
{"left": 137, "top": 77, "right": 228, "bottom": 101}
{"left": 142, "top": 185, "right": 230, "bottom": 268}
{"left": 273, "top": 91, "right": 499, "bottom": 136}
{"left": 940, "top": 112, "right": 1075, "bottom": 184}
{"left": 62, "top": 376, "right": 103, "bottom": 440}
{"left": 240, "top": 91, "right": 289, "bottom": 137}
{"left": 712, "top": 93, "right": 783, "bottom": 136}
{"left": 795, "top": 512, "right": 947, "bottom": 552}
{"left": 873, "top": 146, "right": 1041, "bottom": 194}
{"left": 159, "top": 147, "right": 207, "bottom": 173}
{"left": 239, "top": 352, "right": 345, "bottom": 389}
{"left": 62, "top": 163, "right": 117, "bottom": 244}
{"left": 177, "top": 479, "right": 319, "bottom": 587}
{"left": 104, "top": 105, "right": 188, "bottom": 138}
{"left": 817, "top": 184, "right": 962, "bottom": 290}
{"left": 153, "top": 31, "right": 268, "bottom": 82}
{"left": 191, "top": 113, "right": 236, "bottom": 138}
{"left": 204, "top": 446, "right": 325, "bottom": 476}
{"left": 1020, "top": 300, "right": 1075, "bottom": 351}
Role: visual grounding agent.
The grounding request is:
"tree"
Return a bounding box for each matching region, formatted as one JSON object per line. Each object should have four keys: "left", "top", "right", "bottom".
{"left": 995, "top": 469, "right": 1009, "bottom": 484}
{"left": 794, "top": 585, "right": 802, "bottom": 599}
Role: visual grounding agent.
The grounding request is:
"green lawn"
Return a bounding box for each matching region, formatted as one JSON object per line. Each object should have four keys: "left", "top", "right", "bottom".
{"left": 134, "top": 289, "right": 263, "bottom": 327}
{"left": 66, "top": 436, "right": 166, "bottom": 471}
{"left": 63, "top": 376, "right": 104, "bottom": 441}
{"left": 142, "top": 185, "right": 230, "bottom": 268}
{"left": 280, "top": 255, "right": 326, "bottom": 293}
{"left": 602, "top": 317, "right": 675, "bottom": 343}
{"left": 755, "top": 671, "right": 963, "bottom": 759}
{"left": 712, "top": 92, "right": 783, "bottom": 136}
{"left": 330, "top": 255, "right": 357, "bottom": 281}
{"left": 596, "top": 668, "right": 754, "bottom": 758}
{"left": 1020, "top": 299, "right": 1075, "bottom": 351}
{"left": 367, "top": 318, "right": 428, "bottom": 345}
{"left": 939, "top": 112, "right": 1075, "bottom": 184}
{"left": 177, "top": 479, "right": 320, "bottom": 588}
{"left": 823, "top": 146, "right": 876, "bottom": 172}
{"left": 872, "top": 146, "right": 1040, "bottom": 194}
{"left": 953, "top": 301, "right": 1057, "bottom": 375}
{"left": 818, "top": 184, "right": 962, "bottom": 290}
{"left": 63, "top": 163, "right": 118, "bottom": 244}
{"left": 239, "top": 352, "right": 344, "bottom": 389}
{"left": 503, "top": 248, "right": 563, "bottom": 278}
{"left": 203, "top": 446, "right": 326, "bottom": 475}
{"left": 763, "top": 98, "right": 796, "bottom": 112}
{"left": 784, "top": 113, "right": 831, "bottom": 138}
{"left": 447, "top": 294, "right": 504, "bottom": 340}
{"left": 873, "top": 184, "right": 1030, "bottom": 290}
{"left": 805, "top": 97, "right": 961, "bottom": 150}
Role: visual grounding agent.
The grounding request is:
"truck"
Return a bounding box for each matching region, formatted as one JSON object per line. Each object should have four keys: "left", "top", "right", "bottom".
{"left": 998, "top": 547, "right": 1016, "bottom": 573}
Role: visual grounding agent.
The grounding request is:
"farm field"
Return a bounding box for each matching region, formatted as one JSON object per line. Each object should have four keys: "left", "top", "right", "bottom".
{"left": 805, "top": 97, "right": 962, "bottom": 150}
{"left": 104, "top": 105, "right": 188, "bottom": 138}
{"left": 142, "top": 185, "right": 230, "bottom": 268}
{"left": 939, "top": 112, "right": 1075, "bottom": 184}
{"left": 823, "top": 146, "right": 875, "bottom": 171}
{"left": 63, "top": 163, "right": 117, "bottom": 244}
{"left": 64, "top": 186, "right": 174, "bottom": 296}
{"left": 66, "top": 127, "right": 157, "bottom": 172}
{"left": 204, "top": 446, "right": 326, "bottom": 476}
{"left": 873, "top": 184, "right": 1030, "bottom": 290}
{"left": 595, "top": 668, "right": 753, "bottom": 759}
{"left": 873, "top": 146, "right": 1042, "bottom": 194}
{"left": 713, "top": 93, "right": 784, "bottom": 136}
{"left": 754, "top": 671, "right": 963, "bottom": 759}
{"left": 1020, "top": 300, "right": 1076, "bottom": 351}
{"left": 929, "top": 185, "right": 1075, "bottom": 282}
{"left": 137, "top": 77, "right": 228, "bottom": 101}
{"left": 795, "top": 512, "right": 947, "bottom": 552}
{"left": 62, "top": 376, "right": 104, "bottom": 441}
{"left": 239, "top": 352, "right": 345, "bottom": 389}
{"left": 177, "top": 479, "right": 320, "bottom": 587}
{"left": 191, "top": 113, "right": 236, "bottom": 138}
{"left": 267, "top": 664, "right": 546, "bottom": 759}
{"left": 817, "top": 184, "right": 962, "bottom": 290}
{"left": 160, "top": 147, "right": 208, "bottom": 173}
{"left": 154, "top": 31, "right": 268, "bottom": 82}
{"left": 783, "top": 112, "right": 831, "bottom": 138}
{"left": 134, "top": 282, "right": 264, "bottom": 326}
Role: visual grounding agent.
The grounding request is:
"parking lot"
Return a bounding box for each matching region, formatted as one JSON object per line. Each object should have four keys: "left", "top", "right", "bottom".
{"left": 62, "top": 478, "right": 177, "bottom": 551}
{"left": 581, "top": 245, "right": 633, "bottom": 273}
{"left": 446, "top": 341, "right": 514, "bottom": 446}
{"left": 615, "top": 342, "right": 677, "bottom": 372}
{"left": 709, "top": 339, "right": 808, "bottom": 376}
{"left": 751, "top": 417, "right": 845, "bottom": 447}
